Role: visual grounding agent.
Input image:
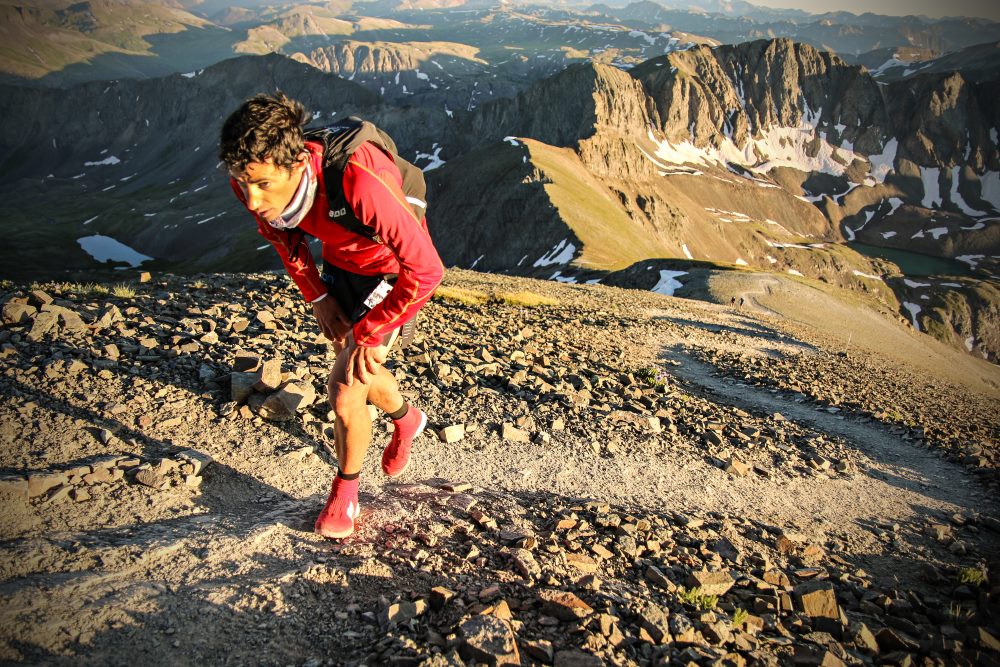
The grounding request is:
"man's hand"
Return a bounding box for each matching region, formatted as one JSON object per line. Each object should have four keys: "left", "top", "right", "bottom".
{"left": 312, "top": 297, "right": 351, "bottom": 344}
{"left": 345, "top": 341, "right": 389, "bottom": 386}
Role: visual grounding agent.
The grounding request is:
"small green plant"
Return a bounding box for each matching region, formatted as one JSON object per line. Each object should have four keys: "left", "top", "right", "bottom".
{"left": 110, "top": 283, "right": 136, "bottom": 298}
{"left": 732, "top": 607, "right": 749, "bottom": 627}
{"left": 433, "top": 286, "right": 489, "bottom": 306}
{"left": 947, "top": 601, "right": 975, "bottom": 624}
{"left": 636, "top": 366, "right": 669, "bottom": 387}
{"left": 53, "top": 281, "right": 78, "bottom": 294}
{"left": 958, "top": 567, "right": 986, "bottom": 587}
{"left": 56, "top": 282, "right": 110, "bottom": 296}
{"left": 496, "top": 290, "right": 559, "bottom": 308}
{"left": 677, "top": 587, "right": 718, "bottom": 610}
{"left": 192, "top": 280, "right": 208, "bottom": 290}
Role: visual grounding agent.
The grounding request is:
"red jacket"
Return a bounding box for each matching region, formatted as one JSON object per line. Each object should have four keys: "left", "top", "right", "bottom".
{"left": 232, "top": 140, "right": 444, "bottom": 347}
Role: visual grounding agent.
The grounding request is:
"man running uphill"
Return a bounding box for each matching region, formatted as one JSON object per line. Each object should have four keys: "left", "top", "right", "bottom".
{"left": 219, "top": 93, "right": 444, "bottom": 539}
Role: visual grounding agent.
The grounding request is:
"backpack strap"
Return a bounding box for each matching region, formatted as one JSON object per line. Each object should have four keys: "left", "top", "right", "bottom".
{"left": 303, "top": 118, "right": 427, "bottom": 242}
{"left": 304, "top": 119, "right": 383, "bottom": 243}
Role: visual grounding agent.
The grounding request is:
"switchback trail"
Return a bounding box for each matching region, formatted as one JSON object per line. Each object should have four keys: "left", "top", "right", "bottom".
{"left": 663, "top": 344, "right": 1000, "bottom": 577}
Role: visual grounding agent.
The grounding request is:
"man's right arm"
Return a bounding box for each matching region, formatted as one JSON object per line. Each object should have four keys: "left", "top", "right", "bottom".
{"left": 230, "top": 178, "right": 350, "bottom": 339}
{"left": 254, "top": 220, "right": 328, "bottom": 301}
{"left": 255, "top": 222, "right": 352, "bottom": 341}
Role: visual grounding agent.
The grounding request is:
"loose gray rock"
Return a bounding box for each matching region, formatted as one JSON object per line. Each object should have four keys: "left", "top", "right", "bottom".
{"left": 2, "top": 301, "right": 35, "bottom": 325}
{"left": 538, "top": 589, "right": 593, "bottom": 621}
{"left": 459, "top": 615, "right": 520, "bottom": 666}
{"left": 553, "top": 649, "right": 603, "bottom": 667}
{"left": 637, "top": 602, "right": 671, "bottom": 644}
{"left": 502, "top": 423, "right": 530, "bottom": 443}
{"left": 686, "top": 569, "right": 734, "bottom": 596}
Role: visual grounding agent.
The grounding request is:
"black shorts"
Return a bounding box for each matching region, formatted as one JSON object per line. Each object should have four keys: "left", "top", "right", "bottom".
{"left": 320, "top": 262, "right": 417, "bottom": 349}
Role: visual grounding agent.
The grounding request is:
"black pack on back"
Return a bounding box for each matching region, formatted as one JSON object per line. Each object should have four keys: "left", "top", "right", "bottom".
{"left": 304, "top": 118, "right": 427, "bottom": 244}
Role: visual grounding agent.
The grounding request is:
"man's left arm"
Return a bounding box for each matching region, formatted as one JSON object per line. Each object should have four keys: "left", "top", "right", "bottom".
{"left": 343, "top": 150, "right": 445, "bottom": 351}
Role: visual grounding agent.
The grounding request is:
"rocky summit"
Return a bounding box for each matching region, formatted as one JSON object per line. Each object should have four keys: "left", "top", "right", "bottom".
{"left": 0, "top": 269, "right": 998, "bottom": 666}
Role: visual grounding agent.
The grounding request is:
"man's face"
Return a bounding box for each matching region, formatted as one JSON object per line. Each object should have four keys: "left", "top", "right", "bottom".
{"left": 230, "top": 156, "right": 306, "bottom": 223}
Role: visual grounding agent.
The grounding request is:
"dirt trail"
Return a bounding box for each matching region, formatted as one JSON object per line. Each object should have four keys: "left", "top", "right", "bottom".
{"left": 662, "top": 345, "right": 1000, "bottom": 575}
{"left": 736, "top": 276, "right": 782, "bottom": 317}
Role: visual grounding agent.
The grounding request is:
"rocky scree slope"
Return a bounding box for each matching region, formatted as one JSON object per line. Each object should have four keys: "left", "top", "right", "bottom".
{"left": 0, "top": 269, "right": 998, "bottom": 665}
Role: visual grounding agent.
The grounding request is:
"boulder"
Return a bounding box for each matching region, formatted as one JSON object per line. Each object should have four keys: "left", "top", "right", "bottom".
{"left": 459, "top": 615, "right": 520, "bottom": 666}
{"left": 253, "top": 358, "right": 282, "bottom": 391}
{"left": 2, "top": 301, "right": 35, "bottom": 325}
{"left": 687, "top": 569, "right": 735, "bottom": 596}
{"left": 794, "top": 581, "right": 841, "bottom": 623}
{"left": 538, "top": 589, "right": 593, "bottom": 621}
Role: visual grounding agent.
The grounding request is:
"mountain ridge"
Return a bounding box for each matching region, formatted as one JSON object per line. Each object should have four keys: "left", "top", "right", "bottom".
{"left": 0, "top": 41, "right": 997, "bottom": 362}
{"left": 4, "top": 0, "right": 999, "bottom": 89}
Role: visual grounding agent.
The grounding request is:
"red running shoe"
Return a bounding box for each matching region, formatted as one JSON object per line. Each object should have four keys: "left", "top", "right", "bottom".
{"left": 314, "top": 476, "right": 360, "bottom": 539}
{"left": 381, "top": 407, "right": 427, "bottom": 478}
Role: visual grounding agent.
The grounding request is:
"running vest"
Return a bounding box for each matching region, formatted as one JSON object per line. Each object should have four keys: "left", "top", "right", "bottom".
{"left": 304, "top": 118, "right": 427, "bottom": 244}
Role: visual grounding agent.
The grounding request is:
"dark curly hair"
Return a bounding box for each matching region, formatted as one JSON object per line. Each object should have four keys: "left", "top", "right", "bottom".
{"left": 219, "top": 92, "right": 309, "bottom": 172}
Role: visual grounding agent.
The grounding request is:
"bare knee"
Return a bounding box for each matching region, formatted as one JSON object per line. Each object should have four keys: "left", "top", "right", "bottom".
{"left": 326, "top": 352, "right": 349, "bottom": 410}
{"left": 330, "top": 380, "right": 367, "bottom": 423}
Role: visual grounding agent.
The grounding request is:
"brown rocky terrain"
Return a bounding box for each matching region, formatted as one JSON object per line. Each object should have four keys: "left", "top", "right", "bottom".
{"left": 1, "top": 269, "right": 998, "bottom": 666}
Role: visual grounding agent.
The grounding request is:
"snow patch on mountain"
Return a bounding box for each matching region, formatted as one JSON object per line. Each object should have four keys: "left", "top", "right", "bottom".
{"left": 416, "top": 144, "right": 445, "bottom": 171}
{"left": 628, "top": 30, "right": 656, "bottom": 46}
{"left": 85, "top": 156, "right": 121, "bottom": 166}
{"left": 980, "top": 171, "right": 1000, "bottom": 210}
{"left": 646, "top": 110, "right": 873, "bottom": 179}
{"left": 902, "top": 302, "right": 922, "bottom": 330}
{"left": 550, "top": 271, "right": 577, "bottom": 283}
{"left": 533, "top": 239, "right": 576, "bottom": 267}
{"left": 950, "top": 167, "right": 986, "bottom": 216}
{"left": 920, "top": 167, "right": 941, "bottom": 208}
{"left": 866, "top": 139, "right": 897, "bottom": 184}
{"left": 651, "top": 270, "right": 687, "bottom": 296}
{"left": 956, "top": 255, "right": 984, "bottom": 269}
{"left": 869, "top": 57, "right": 906, "bottom": 76}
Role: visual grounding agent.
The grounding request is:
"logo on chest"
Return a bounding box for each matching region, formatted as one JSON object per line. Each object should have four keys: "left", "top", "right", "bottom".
{"left": 330, "top": 207, "right": 348, "bottom": 218}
